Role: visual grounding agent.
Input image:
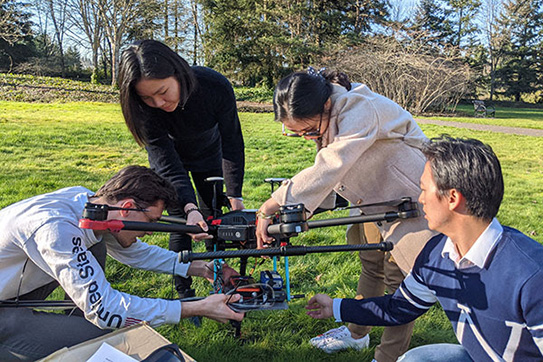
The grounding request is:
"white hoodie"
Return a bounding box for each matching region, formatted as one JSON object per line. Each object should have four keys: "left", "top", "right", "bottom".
{"left": 0, "top": 186, "right": 190, "bottom": 329}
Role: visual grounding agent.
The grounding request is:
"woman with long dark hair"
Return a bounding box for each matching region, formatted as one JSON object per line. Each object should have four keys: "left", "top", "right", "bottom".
{"left": 118, "top": 40, "right": 245, "bottom": 299}
{"left": 255, "top": 68, "right": 436, "bottom": 362}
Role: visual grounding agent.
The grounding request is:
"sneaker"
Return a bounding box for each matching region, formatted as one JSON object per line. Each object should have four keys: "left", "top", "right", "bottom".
{"left": 310, "top": 326, "right": 348, "bottom": 347}
{"left": 310, "top": 325, "right": 370, "bottom": 353}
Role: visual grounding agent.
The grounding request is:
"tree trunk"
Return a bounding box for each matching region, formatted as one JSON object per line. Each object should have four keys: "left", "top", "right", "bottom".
{"left": 191, "top": 0, "right": 198, "bottom": 65}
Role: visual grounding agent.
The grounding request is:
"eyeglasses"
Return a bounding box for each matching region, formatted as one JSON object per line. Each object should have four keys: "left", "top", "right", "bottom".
{"left": 282, "top": 112, "right": 323, "bottom": 138}
{"left": 133, "top": 203, "right": 159, "bottom": 223}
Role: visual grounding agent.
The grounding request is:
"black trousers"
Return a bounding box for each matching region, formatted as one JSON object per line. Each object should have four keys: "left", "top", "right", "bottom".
{"left": 169, "top": 169, "right": 226, "bottom": 294}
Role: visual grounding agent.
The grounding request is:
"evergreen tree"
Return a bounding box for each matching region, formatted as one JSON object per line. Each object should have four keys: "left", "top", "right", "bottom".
{"left": 496, "top": 0, "right": 543, "bottom": 101}
{"left": 126, "top": 0, "right": 163, "bottom": 42}
{"left": 0, "top": 0, "right": 35, "bottom": 71}
{"left": 405, "top": 0, "right": 455, "bottom": 54}
{"left": 200, "top": 0, "right": 390, "bottom": 86}
{"left": 443, "top": 0, "right": 481, "bottom": 49}
{"left": 479, "top": 0, "right": 506, "bottom": 100}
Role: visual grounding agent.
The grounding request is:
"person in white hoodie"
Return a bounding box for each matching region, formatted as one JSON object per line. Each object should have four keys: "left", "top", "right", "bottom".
{"left": 0, "top": 165, "right": 243, "bottom": 361}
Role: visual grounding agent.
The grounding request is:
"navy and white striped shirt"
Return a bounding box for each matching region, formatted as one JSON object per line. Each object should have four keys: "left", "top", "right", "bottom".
{"left": 334, "top": 219, "right": 543, "bottom": 361}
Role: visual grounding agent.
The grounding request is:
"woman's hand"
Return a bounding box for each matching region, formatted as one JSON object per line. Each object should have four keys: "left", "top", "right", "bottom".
{"left": 255, "top": 198, "right": 281, "bottom": 249}
{"left": 228, "top": 197, "right": 245, "bottom": 211}
{"left": 184, "top": 203, "right": 212, "bottom": 241}
{"left": 256, "top": 217, "right": 274, "bottom": 249}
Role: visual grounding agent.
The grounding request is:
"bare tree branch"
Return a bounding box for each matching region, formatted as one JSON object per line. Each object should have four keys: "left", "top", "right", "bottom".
{"left": 321, "top": 35, "right": 472, "bottom": 114}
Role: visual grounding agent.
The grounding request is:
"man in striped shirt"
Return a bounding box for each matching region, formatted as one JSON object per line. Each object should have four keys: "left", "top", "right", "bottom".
{"left": 306, "top": 136, "right": 543, "bottom": 361}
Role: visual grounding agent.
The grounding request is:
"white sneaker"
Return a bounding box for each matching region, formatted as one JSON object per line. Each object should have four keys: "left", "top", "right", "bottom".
{"left": 309, "top": 325, "right": 370, "bottom": 353}
{"left": 310, "top": 326, "right": 347, "bottom": 347}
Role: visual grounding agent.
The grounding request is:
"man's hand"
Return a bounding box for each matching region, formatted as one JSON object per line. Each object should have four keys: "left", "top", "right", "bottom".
{"left": 306, "top": 294, "right": 334, "bottom": 319}
{"left": 181, "top": 294, "right": 245, "bottom": 323}
{"left": 201, "top": 261, "right": 239, "bottom": 284}
{"left": 220, "top": 263, "right": 239, "bottom": 284}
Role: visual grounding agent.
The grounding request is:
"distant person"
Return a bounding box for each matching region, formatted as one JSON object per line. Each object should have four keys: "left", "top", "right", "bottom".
{"left": 118, "top": 39, "right": 245, "bottom": 299}
{"left": 306, "top": 136, "right": 543, "bottom": 361}
{"left": 255, "top": 67, "right": 436, "bottom": 361}
{"left": 0, "top": 165, "right": 244, "bottom": 361}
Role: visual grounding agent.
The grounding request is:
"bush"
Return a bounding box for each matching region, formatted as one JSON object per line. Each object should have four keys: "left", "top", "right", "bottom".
{"left": 234, "top": 86, "right": 274, "bottom": 103}
{"left": 320, "top": 36, "right": 473, "bottom": 115}
{"left": 0, "top": 73, "right": 118, "bottom": 103}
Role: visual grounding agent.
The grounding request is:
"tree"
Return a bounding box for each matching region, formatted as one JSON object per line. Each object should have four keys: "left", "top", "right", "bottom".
{"left": 479, "top": 0, "right": 505, "bottom": 100}
{"left": 201, "top": 0, "right": 390, "bottom": 86}
{"left": 201, "top": 0, "right": 286, "bottom": 86}
{"left": 0, "top": 0, "right": 31, "bottom": 45}
{"left": 0, "top": 0, "right": 34, "bottom": 71}
{"left": 97, "top": 0, "right": 140, "bottom": 85}
{"left": 69, "top": 0, "right": 103, "bottom": 83}
{"left": 342, "top": 0, "right": 389, "bottom": 40}
{"left": 188, "top": 0, "right": 201, "bottom": 64}
{"left": 443, "top": 0, "right": 482, "bottom": 49}
{"left": 408, "top": 0, "right": 453, "bottom": 50}
{"left": 125, "top": 0, "right": 162, "bottom": 41}
{"left": 46, "top": 0, "right": 70, "bottom": 77}
{"left": 161, "top": 0, "right": 193, "bottom": 62}
{"left": 495, "top": 0, "right": 543, "bottom": 101}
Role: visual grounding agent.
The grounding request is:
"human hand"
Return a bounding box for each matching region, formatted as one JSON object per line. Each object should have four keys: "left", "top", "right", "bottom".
{"left": 181, "top": 293, "right": 245, "bottom": 323}
{"left": 255, "top": 199, "right": 280, "bottom": 249}
{"left": 228, "top": 198, "right": 245, "bottom": 211}
{"left": 201, "top": 261, "right": 240, "bottom": 284}
{"left": 255, "top": 216, "right": 274, "bottom": 249}
{"left": 221, "top": 263, "right": 240, "bottom": 284}
{"left": 306, "top": 294, "right": 334, "bottom": 319}
{"left": 185, "top": 205, "right": 212, "bottom": 241}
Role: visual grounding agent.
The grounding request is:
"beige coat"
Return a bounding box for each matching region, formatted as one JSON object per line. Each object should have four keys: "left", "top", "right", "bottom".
{"left": 272, "top": 83, "right": 437, "bottom": 273}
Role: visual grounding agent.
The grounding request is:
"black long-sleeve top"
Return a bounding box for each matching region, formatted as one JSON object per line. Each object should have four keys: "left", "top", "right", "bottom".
{"left": 142, "top": 66, "right": 245, "bottom": 207}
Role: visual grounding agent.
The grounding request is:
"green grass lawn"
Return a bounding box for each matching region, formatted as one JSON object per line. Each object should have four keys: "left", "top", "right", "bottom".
{"left": 420, "top": 103, "right": 543, "bottom": 130}
{"left": 0, "top": 101, "right": 542, "bottom": 361}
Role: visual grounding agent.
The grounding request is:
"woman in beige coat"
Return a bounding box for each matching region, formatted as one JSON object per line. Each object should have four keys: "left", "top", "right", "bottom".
{"left": 255, "top": 68, "right": 436, "bottom": 362}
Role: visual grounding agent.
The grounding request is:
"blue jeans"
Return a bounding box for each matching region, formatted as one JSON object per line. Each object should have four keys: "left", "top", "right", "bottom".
{"left": 398, "top": 343, "right": 473, "bottom": 362}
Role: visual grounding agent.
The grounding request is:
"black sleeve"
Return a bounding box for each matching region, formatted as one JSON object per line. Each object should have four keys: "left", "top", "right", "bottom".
{"left": 144, "top": 119, "right": 197, "bottom": 208}
{"left": 216, "top": 79, "right": 245, "bottom": 198}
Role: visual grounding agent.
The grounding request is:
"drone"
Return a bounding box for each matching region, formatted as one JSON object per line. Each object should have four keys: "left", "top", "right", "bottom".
{"left": 78, "top": 177, "right": 419, "bottom": 316}
{"left": 1, "top": 177, "right": 420, "bottom": 337}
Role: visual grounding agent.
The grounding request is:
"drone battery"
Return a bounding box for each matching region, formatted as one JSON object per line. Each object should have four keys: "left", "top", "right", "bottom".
{"left": 217, "top": 226, "right": 250, "bottom": 241}
{"left": 260, "top": 271, "right": 283, "bottom": 290}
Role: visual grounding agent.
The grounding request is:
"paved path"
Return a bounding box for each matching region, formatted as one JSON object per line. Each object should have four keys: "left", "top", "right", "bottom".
{"left": 416, "top": 118, "right": 543, "bottom": 137}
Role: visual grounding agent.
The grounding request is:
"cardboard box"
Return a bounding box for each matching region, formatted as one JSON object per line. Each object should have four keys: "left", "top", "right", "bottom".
{"left": 38, "top": 323, "right": 195, "bottom": 361}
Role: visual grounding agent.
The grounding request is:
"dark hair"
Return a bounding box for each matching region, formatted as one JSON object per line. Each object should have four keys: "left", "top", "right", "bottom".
{"left": 118, "top": 39, "right": 197, "bottom": 146}
{"left": 273, "top": 68, "right": 351, "bottom": 122}
{"left": 422, "top": 135, "right": 504, "bottom": 221}
{"left": 94, "top": 165, "right": 178, "bottom": 209}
